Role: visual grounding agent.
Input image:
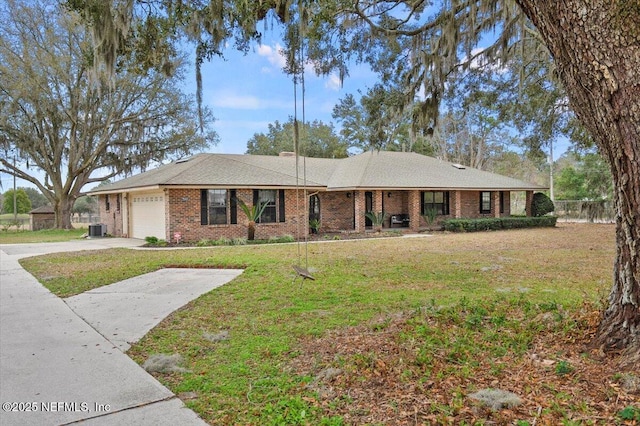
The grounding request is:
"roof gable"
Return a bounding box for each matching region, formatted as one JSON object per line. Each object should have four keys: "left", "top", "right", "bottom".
{"left": 30, "top": 205, "right": 55, "bottom": 214}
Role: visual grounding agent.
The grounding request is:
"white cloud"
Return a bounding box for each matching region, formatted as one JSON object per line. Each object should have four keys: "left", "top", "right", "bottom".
{"left": 257, "top": 43, "right": 287, "bottom": 69}
{"left": 324, "top": 73, "right": 342, "bottom": 91}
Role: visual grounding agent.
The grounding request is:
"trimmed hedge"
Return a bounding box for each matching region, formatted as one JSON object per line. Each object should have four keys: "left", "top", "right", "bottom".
{"left": 531, "top": 192, "right": 555, "bottom": 217}
{"left": 443, "top": 216, "right": 557, "bottom": 232}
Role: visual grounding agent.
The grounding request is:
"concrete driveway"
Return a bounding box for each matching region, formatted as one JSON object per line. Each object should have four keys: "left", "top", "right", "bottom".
{"left": 0, "top": 238, "right": 242, "bottom": 425}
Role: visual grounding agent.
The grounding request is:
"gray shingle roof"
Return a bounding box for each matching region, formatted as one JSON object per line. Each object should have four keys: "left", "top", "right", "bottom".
{"left": 90, "top": 151, "right": 544, "bottom": 194}
{"left": 30, "top": 205, "right": 55, "bottom": 214}
{"left": 327, "top": 151, "right": 543, "bottom": 190}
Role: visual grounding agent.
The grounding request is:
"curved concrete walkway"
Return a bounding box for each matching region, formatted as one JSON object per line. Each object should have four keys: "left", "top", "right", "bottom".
{"left": 0, "top": 238, "right": 242, "bottom": 425}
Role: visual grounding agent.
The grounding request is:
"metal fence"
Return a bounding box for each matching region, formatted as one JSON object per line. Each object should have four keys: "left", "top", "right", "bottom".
{"left": 0, "top": 218, "right": 30, "bottom": 231}
{"left": 72, "top": 213, "right": 98, "bottom": 224}
{"left": 553, "top": 200, "right": 615, "bottom": 223}
{"left": 0, "top": 213, "right": 96, "bottom": 231}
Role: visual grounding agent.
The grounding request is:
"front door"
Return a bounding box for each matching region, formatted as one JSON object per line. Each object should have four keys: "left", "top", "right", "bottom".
{"left": 309, "top": 194, "right": 320, "bottom": 232}
{"left": 365, "top": 191, "right": 373, "bottom": 227}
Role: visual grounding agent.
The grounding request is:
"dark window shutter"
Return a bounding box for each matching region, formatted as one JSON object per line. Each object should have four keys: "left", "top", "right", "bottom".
{"left": 278, "top": 190, "right": 285, "bottom": 222}
{"left": 253, "top": 190, "right": 259, "bottom": 222}
{"left": 444, "top": 192, "right": 450, "bottom": 215}
{"left": 230, "top": 190, "right": 237, "bottom": 224}
{"left": 200, "top": 190, "right": 208, "bottom": 225}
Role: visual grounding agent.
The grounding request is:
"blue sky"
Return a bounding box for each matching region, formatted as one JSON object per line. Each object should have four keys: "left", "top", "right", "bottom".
{"left": 193, "top": 39, "right": 571, "bottom": 159}
{"left": 190, "top": 37, "right": 377, "bottom": 155}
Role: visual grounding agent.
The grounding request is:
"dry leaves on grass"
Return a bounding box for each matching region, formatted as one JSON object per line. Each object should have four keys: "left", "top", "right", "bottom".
{"left": 288, "top": 305, "right": 639, "bottom": 425}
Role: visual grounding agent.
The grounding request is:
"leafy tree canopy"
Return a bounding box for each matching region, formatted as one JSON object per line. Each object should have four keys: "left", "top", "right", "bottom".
{"left": 21, "top": 187, "right": 49, "bottom": 210}
{"left": 555, "top": 152, "right": 613, "bottom": 201}
{"left": 332, "top": 88, "right": 437, "bottom": 155}
{"left": 72, "top": 196, "right": 97, "bottom": 215}
{"left": 246, "top": 118, "right": 348, "bottom": 158}
{"left": 0, "top": 0, "right": 217, "bottom": 228}
{"left": 2, "top": 189, "right": 32, "bottom": 214}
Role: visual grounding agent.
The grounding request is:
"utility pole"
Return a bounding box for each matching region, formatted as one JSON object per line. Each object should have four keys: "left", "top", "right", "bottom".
{"left": 13, "top": 154, "right": 17, "bottom": 222}
{"left": 549, "top": 141, "right": 554, "bottom": 202}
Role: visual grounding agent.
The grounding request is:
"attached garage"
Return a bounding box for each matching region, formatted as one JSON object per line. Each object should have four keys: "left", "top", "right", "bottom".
{"left": 130, "top": 191, "right": 166, "bottom": 239}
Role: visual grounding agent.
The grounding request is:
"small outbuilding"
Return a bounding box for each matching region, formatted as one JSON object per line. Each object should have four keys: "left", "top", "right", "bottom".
{"left": 30, "top": 205, "right": 55, "bottom": 231}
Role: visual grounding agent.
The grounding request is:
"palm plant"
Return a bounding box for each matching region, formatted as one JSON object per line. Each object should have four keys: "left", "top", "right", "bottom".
{"left": 309, "top": 218, "right": 321, "bottom": 234}
{"left": 365, "top": 211, "right": 388, "bottom": 232}
{"left": 422, "top": 207, "right": 438, "bottom": 229}
{"left": 237, "top": 198, "right": 269, "bottom": 241}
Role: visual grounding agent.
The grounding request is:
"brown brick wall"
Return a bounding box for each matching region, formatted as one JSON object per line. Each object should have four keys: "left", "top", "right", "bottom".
{"left": 354, "top": 191, "right": 366, "bottom": 232}
{"left": 503, "top": 191, "right": 512, "bottom": 216}
{"left": 97, "top": 194, "right": 124, "bottom": 237}
{"left": 317, "top": 192, "right": 355, "bottom": 232}
{"left": 98, "top": 188, "right": 523, "bottom": 242}
{"left": 308, "top": 189, "right": 515, "bottom": 233}
{"left": 525, "top": 190, "right": 533, "bottom": 216}
{"left": 458, "top": 191, "right": 511, "bottom": 219}
{"left": 30, "top": 213, "right": 55, "bottom": 231}
{"left": 408, "top": 190, "right": 421, "bottom": 230}
{"left": 382, "top": 191, "right": 407, "bottom": 217}
{"left": 166, "top": 188, "right": 307, "bottom": 243}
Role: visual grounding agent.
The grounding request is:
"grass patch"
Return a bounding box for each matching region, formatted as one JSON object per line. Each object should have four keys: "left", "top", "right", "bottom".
{"left": 19, "top": 223, "right": 637, "bottom": 424}
{"left": 0, "top": 227, "right": 87, "bottom": 244}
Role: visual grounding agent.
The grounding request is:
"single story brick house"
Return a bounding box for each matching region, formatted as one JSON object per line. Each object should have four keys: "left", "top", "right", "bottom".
{"left": 89, "top": 150, "right": 545, "bottom": 242}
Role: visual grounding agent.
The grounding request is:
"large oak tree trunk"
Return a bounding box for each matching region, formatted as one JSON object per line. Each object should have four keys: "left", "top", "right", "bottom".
{"left": 516, "top": 0, "right": 640, "bottom": 367}
{"left": 53, "top": 195, "right": 75, "bottom": 230}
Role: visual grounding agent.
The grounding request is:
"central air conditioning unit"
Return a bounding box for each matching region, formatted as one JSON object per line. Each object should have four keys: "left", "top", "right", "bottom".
{"left": 88, "top": 224, "right": 107, "bottom": 237}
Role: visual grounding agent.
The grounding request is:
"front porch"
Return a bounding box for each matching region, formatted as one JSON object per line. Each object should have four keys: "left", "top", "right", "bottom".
{"left": 313, "top": 189, "right": 535, "bottom": 233}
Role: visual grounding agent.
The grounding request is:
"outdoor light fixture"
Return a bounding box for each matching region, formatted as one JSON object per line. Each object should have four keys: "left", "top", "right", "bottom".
{"left": 346, "top": 192, "right": 351, "bottom": 198}
{"left": 388, "top": 192, "right": 392, "bottom": 197}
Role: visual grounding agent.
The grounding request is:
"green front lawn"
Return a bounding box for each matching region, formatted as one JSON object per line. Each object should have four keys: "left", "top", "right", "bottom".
{"left": 19, "top": 223, "right": 638, "bottom": 425}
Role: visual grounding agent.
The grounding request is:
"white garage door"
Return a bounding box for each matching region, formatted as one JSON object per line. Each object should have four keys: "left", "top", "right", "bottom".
{"left": 131, "top": 191, "right": 166, "bottom": 240}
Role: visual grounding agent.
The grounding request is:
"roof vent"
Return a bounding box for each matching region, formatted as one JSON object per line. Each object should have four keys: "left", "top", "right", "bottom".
{"left": 452, "top": 163, "right": 466, "bottom": 169}
{"left": 279, "top": 152, "right": 296, "bottom": 157}
{"left": 175, "top": 157, "right": 192, "bottom": 164}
